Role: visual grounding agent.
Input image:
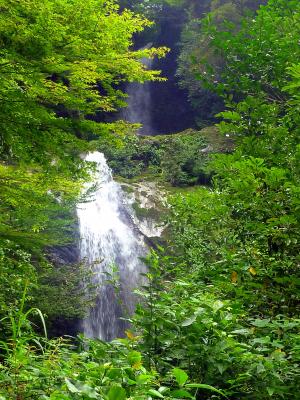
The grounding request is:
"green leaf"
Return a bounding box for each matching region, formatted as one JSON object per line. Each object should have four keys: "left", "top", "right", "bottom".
{"left": 79, "top": 384, "right": 98, "bottom": 399}
{"left": 212, "top": 300, "right": 224, "bottom": 312}
{"left": 251, "top": 319, "right": 271, "bottom": 328}
{"left": 216, "top": 363, "right": 227, "bottom": 375}
{"left": 231, "top": 328, "right": 252, "bottom": 335}
{"left": 148, "top": 389, "right": 164, "bottom": 398}
{"left": 172, "top": 368, "right": 189, "bottom": 386}
{"left": 136, "top": 374, "right": 153, "bottom": 384}
{"left": 65, "top": 378, "right": 79, "bottom": 394}
{"left": 108, "top": 386, "right": 126, "bottom": 400}
{"left": 256, "top": 364, "right": 265, "bottom": 374}
{"left": 171, "top": 389, "right": 194, "bottom": 399}
{"left": 217, "top": 111, "right": 241, "bottom": 121}
{"left": 107, "top": 368, "right": 122, "bottom": 379}
{"left": 181, "top": 315, "right": 197, "bottom": 327}
{"left": 128, "top": 350, "right": 142, "bottom": 366}
{"left": 186, "top": 384, "right": 226, "bottom": 397}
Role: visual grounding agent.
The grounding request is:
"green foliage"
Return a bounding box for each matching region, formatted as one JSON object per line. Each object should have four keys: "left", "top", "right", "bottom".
{"left": 198, "top": 0, "right": 300, "bottom": 101}
{"left": 0, "top": 302, "right": 222, "bottom": 400}
{"left": 169, "top": 156, "right": 300, "bottom": 314}
{"left": 98, "top": 133, "right": 157, "bottom": 179}
{"left": 33, "top": 259, "right": 93, "bottom": 322}
{"left": 158, "top": 132, "right": 208, "bottom": 185}
{"left": 131, "top": 1, "right": 300, "bottom": 399}
{"left": 99, "top": 130, "right": 208, "bottom": 186}
{"left": 0, "top": 241, "right": 36, "bottom": 314}
{"left": 133, "top": 249, "right": 300, "bottom": 399}
{"left": 0, "top": 239, "right": 92, "bottom": 333}
{"left": 176, "top": 1, "right": 266, "bottom": 125}
{"left": 0, "top": 0, "right": 167, "bottom": 168}
{"left": 0, "top": 163, "right": 82, "bottom": 247}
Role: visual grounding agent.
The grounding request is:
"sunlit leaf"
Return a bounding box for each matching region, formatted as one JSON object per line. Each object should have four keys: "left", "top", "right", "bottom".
{"left": 148, "top": 389, "right": 164, "bottom": 398}
{"left": 172, "top": 368, "right": 189, "bottom": 386}
{"left": 186, "top": 384, "right": 226, "bottom": 397}
{"left": 251, "top": 319, "right": 270, "bottom": 328}
{"left": 133, "top": 361, "right": 142, "bottom": 370}
{"left": 171, "top": 389, "right": 194, "bottom": 398}
{"left": 249, "top": 267, "right": 257, "bottom": 276}
{"left": 108, "top": 386, "right": 126, "bottom": 400}
{"left": 125, "top": 330, "right": 135, "bottom": 340}
{"left": 182, "top": 315, "right": 197, "bottom": 327}
{"left": 128, "top": 351, "right": 142, "bottom": 366}
{"left": 65, "top": 378, "right": 79, "bottom": 393}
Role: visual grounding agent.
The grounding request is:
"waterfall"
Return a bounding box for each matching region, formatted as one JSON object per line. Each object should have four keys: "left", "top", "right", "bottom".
{"left": 77, "top": 152, "right": 147, "bottom": 341}
{"left": 120, "top": 46, "right": 155, "bottom": 135}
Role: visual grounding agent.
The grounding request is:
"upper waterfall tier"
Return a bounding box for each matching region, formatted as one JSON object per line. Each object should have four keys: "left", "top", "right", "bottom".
{"left": 119, "top": 48, "right": 155, "bottom": 135}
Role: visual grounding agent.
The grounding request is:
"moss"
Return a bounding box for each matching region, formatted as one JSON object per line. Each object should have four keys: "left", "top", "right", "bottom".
{"left": 132, "top": 202, "right": 161, "bottom": 221}
{"left": 199, "top": 126, "right": 234, "bottom": 152}
{"left": 141, "top": 128, "right": 202, "bottom": 142}
{"left": 165, "top": 184, "right": 201, "bottom": 195}
{"left": 119, "top": 184, "right": 134, "bottom": 194}
{"left": 115, "top": 171, "right": 163, "bottom": 184}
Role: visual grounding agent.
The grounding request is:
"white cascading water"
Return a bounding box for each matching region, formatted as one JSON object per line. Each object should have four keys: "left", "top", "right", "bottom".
{"left": 77, "top": 152, "right": 147, "bottom": 341}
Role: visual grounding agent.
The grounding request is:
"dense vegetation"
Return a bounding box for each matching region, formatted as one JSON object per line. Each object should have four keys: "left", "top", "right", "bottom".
{"left": 99, "top": 129, "right": 209, "bottom": 185}
{"left": 132, "top": 1, "right": 300, "bottom": 399}
{"left": 0, "top": 0, "right": 299, "bottom": 399}
{"left": 175, "top": 0, "right": 267, "bottom": 124}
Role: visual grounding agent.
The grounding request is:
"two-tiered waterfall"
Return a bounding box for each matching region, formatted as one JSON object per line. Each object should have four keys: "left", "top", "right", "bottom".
{"left": 77, "top": 152, "right": 147, "bottom": 341}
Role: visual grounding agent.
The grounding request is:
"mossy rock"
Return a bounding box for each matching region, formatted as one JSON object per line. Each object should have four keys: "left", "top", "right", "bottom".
{"left": 120, "top": 184, "right": 134, "bottom": 194}
{"left": 103, "top": 125, "right": 232, "bottom": 186}
{"left": 199, "top": 126, "right": 234, "bottom": 153}
{"left": 132, "top": 201, "right": 151, "bottom": 220}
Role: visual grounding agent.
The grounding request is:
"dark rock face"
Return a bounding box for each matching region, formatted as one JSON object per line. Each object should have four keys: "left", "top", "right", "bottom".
{"left": 149, "top": 6, "right": 196, "bottom": 134}
{"left": 49, "top": 243, "right": 79, "bottom": 266}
